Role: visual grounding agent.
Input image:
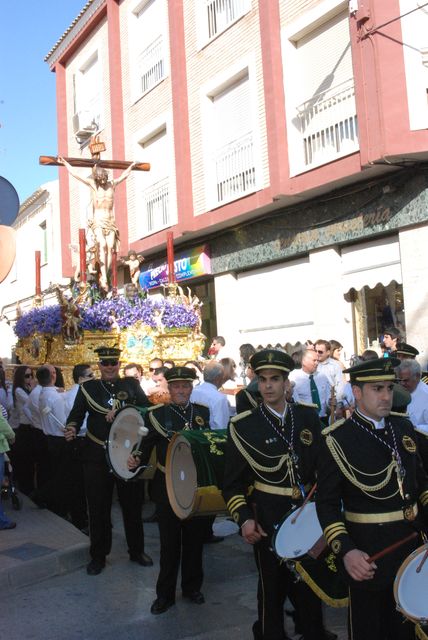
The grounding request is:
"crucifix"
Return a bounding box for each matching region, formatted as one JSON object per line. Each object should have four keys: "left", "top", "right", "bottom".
{"left": 40, "top": 136, "right": 150, "bottom": 293}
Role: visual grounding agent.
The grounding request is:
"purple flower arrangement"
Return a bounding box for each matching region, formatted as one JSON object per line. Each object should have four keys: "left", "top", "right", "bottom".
{"left": 14, "top": 297, "right": 199, "bottom": 338}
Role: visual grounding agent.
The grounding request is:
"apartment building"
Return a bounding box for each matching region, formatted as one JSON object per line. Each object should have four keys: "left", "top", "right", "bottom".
{"left": 42, "top": 0, "right": 428, "bottom": 363}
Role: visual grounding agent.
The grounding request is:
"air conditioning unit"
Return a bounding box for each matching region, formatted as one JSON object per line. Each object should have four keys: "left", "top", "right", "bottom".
{"left": 72, "top": 111, "right": 98, "bottom": 138}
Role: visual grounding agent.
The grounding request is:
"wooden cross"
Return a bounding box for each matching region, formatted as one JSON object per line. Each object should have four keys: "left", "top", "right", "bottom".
{"left": 39, "top": 135, "right": 150, "bottom": 172}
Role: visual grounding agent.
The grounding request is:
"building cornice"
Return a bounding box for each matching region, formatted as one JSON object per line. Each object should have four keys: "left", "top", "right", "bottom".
{"left": 44, "top": 0, "right": 105, "bottom": 68}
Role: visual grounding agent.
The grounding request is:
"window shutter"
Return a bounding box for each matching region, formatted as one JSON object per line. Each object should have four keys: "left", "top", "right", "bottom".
{"left": 212, "top": 74, "right": 250, "bottom": 147}
{"left": 296, "top": 10, "right": 352, "bottom": 102}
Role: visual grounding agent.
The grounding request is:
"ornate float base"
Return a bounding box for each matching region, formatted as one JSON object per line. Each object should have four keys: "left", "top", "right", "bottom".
{"left": 16, "top": 324, "right": 204, "bottom": 388}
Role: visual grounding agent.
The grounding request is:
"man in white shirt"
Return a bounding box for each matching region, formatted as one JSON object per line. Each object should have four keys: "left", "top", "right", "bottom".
{"left": 24, "top": 364, "right": 57, "bottom": 506}
{"left": 396, "top": 359, "right": 428, "bottom": 434}
{"left": 190, "top": 361, "right": 230, "bottom": 430}
{"left": 289, "top": 349, "right": 331, "bottom": 423}
{"left": 314, "top": 339, "right": 345, "bottom": 402}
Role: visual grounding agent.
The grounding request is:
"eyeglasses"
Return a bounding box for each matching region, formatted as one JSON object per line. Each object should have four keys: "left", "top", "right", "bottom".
{"left": 315, "top": 350, "right": 326, "bottom": 355}
{"left": 85, "top": 372, "right": 95, "bottom": 378}
{"left": 100, "top": 360, "right": 119, "bottom": 367}
{"left": 24, "top": 373, "right": 33, "bottom": 378}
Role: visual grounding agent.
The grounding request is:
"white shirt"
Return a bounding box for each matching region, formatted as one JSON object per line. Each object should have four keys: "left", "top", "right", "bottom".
{"left": 39, "top": 386, "right": 67, "bottom": 436}
{"left": 289, "top": 368, "right": 331, "bottom": 417}
{"left": 317, "top": 358, "right": 345, "bottom": 401}
{"left": 25, "top": 385, "right": 43, "bottom": 430}
{"left": 191, "top": 382, "right": 230, "bottom": 430}
{"left": 408, "top": 381, "right": 428, "bottom": 434}
{"left": 64, "top": 384, "right": 87, "bottom": 436}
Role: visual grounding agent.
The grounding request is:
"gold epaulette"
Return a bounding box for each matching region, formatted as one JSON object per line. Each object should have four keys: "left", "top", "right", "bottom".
{"left": 297, "top": 401, "right": 319, "bottom": 409}
{"left": 146, "top": 403, "right": 164, "bottom": 411}
{"left": 231, "top": 410, "right": 253, "bottom": 423}
{"left": 390, "top": 410, "right": 409, "bottom": 417}
{"left": 321, "top": 418, "right": 346, "bottom": 435}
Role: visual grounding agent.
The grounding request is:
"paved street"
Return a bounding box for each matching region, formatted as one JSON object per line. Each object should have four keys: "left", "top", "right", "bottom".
{"left": 0, "top": 496, "right": 348, "bottom": 640}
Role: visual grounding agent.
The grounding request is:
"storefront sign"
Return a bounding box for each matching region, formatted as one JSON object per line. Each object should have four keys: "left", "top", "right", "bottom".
{"left": 139, "top": 244, "right": 211, "bottom": 290}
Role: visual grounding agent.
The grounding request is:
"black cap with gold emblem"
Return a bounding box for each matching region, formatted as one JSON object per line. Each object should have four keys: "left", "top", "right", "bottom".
{"left": 250, "top": 349, "right": 295, "bottom": 374}
{"left": 395, "top": 343, "right": 419, "bottom": 358}
{"left": 164, "top": 366, "right": 197, "bottom": 383}
{"left": 94, "top": 346, "right": 122, "bottom": 360}
{"left": 344, "top": 357, "right": 400, "bottom": 383}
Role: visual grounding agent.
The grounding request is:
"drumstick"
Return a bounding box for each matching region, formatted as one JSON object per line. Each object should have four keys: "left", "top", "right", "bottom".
{"left": 367, "top": 531, "right": 418, "bottom": 564}
{"left": 291, "top": 483, "right": 317, "bottom": 525}
{"left": 41, "top": 406, "right": 66, "bottom": 431}
{"left": 416, "top": 546, "right": 428, "bottom": 573}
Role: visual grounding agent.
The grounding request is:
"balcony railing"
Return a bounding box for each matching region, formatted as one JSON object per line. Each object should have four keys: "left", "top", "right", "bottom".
{"left": 214, "top": 132, "right": 256, "bottom": 205}
{"left": 144, "top": 178, "right": 169, "bottom": 234}
{"left": 205, "top": 0, "right": 250, "bottom": 40}
{"left": 138, "top": 36, "right": 164, "bottom": 95}
{"left": 296, "top": 78, "right": 359, "bottom": 168}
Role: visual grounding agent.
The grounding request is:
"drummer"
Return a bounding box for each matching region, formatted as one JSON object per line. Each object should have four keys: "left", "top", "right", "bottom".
{"left": 127, "top": 366, "right": 211, "bottom": 615}
{"left": 316, "top": 357, "right": 428, "bottom": 639}
{"left": 65, "top": 346, "right": 152, "bottom": 576}
{"left": 222, "top": 348, "right": 329, "bottom": 640}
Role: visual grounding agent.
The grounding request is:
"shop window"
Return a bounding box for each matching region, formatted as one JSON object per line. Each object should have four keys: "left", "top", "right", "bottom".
{"left": 345, "top": 281, "right": 406, "bottom": 355}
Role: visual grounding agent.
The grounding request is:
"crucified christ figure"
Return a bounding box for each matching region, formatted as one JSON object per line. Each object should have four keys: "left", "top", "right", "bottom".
{"left": 58, "top": 157, "right": 136, "bottom": 292}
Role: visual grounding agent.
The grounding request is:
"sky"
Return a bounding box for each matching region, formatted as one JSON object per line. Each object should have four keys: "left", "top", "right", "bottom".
{"left": 0, "top": 1, "right": 88, "bottom": 208}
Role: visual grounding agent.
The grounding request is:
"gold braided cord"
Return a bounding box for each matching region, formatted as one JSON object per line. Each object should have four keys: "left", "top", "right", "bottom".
{"left": 148, "top": 411, "right": 169, "bottom": 438}
{"left": 326, "top": 435, "right": 399, "bottom": 500}
{"left": 81, "top": 385, "right": 110, "bottom": 415}
{"left": 230, "top": 423, "right": 290, "bottom": 484}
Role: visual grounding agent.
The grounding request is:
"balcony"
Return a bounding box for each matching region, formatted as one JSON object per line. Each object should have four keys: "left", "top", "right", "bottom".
{"left": 138, "top": 36, "right": 164, "bottom": 95}
{"left": 296, "top": 78, "right": 359, "bottom": 170}
{"left": 143, "top": 178, "right": 169, "bottom": 234}
{"left": 213, "top": 132, "right": 256, "bottom": 206}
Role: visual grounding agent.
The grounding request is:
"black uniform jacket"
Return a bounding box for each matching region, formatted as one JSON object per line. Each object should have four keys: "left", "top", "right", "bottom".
{"left": 222, "top": 402, "right": 322, "bottom": 536}
{"left": 316, "top": 410, "right": 428, "bottom": 589}
{"left": 66, "top": 377, "right": 149, "bottom": 463}
{"left": 137, "top": 402, "right": 210, "bottom": 504}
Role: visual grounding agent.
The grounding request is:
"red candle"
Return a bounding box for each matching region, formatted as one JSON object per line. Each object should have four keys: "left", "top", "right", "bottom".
{"left": 167, "top": 232, "right": 175, "bottom": 284}
{"left": 35, "top": 251, "right": 41, "bottom": 296}
{"left": 78, "top": 228, "right": 87, "bottom": 284}
{"left": 111, "top": 251, "right": 118, "bottom": 292}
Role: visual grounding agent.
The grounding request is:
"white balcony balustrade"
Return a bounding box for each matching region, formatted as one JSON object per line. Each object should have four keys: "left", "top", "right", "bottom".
{"left": 296, "top": 78, "right": 359, "bottom": 169}
{"left": 213, "top": 132, "right": 256, "bottom": 205}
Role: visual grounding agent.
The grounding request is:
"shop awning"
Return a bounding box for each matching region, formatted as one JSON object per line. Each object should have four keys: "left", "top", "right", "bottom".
{"left": 341, "top": 236, "right": 402, "bottom": 292}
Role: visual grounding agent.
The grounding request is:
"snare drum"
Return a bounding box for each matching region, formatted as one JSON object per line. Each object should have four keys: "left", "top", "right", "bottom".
{"left": 272, "top": 502, "right": 325, "bottom": 560}
{"left": 394, "top": 544, "right": 428, "bottom": 625}
{"left": 165, "top": 429, "right": 227, "bottom": 519}
{"left": 106, "top": 406, "right": 152, "bottom": 481}
{"left": 273, "top": 502, "right": 348, "bottom": 608}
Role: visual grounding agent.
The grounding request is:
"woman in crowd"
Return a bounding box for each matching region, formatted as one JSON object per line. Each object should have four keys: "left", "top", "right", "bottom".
{"left": 10, "top": 366, "right": 36, "bottom": 495}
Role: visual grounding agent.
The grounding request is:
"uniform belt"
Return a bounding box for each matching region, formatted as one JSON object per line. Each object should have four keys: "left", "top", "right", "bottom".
{"left": 344, "top": 504, "right": 418, "bottom": 524}
{"left": 156, "top": 462, "right": 165, "bottom": 473}
{"left": 86, "top": 430, "right": 105, "bottom": 447}
{"left": 253, "top": 481, "right": 311, "bottom": 496}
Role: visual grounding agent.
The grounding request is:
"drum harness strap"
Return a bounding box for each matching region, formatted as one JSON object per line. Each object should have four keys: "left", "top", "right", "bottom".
{"left": 80, "top": 384, "right": 120, "bottom": 415}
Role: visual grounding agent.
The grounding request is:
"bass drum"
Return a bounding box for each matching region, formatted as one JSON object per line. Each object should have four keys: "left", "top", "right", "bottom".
{"left": 394, "top": 544, "right": 428, "bottom": 625}
{"left": 165, "top": 429, "right": 227, "bottom": 519}
{"left": 106, "top": 406, "right": 152, "bottom": 481}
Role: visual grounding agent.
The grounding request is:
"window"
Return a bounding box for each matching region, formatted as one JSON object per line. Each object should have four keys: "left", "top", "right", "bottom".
{"left": 204, "top": 68, "right": 257, "bottom": 207}
{"left": 138, "top": 126, "right": 173, "bottom": 236}
{"left": 283, "top": 3, "right": 358, "bottom": 174}
{"left": 130, "top": 0, "right": 167, "bottom": 100}
{"left": 72, "top": 52, "right": 101, "bottom": 140}
{"left": 198, "top": 0, "right": 251, "bottom": 45}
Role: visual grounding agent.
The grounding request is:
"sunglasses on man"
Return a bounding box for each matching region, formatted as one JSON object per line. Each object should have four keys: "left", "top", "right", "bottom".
{"left": 100, "top": 359, "right": 119, "bottom": 367}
